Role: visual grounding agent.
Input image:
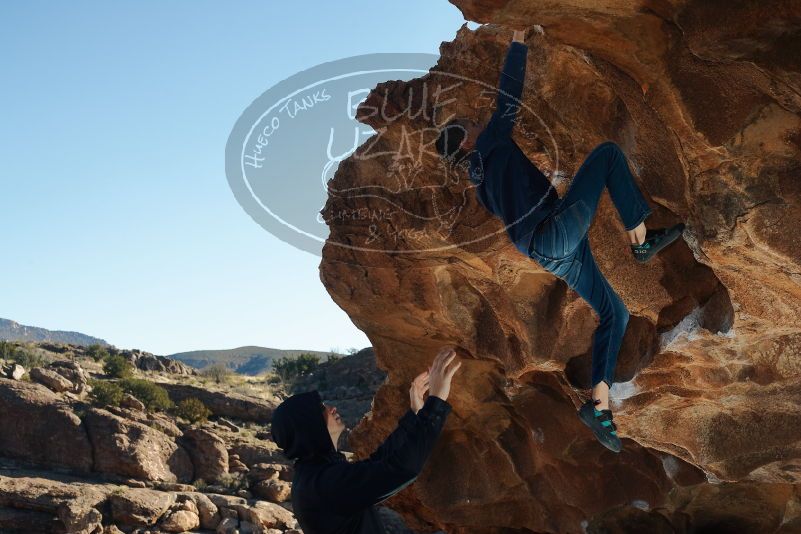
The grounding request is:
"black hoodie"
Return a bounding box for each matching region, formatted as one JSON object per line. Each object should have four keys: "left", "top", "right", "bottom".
{"left": 271, "top": 390, "right": 452, "bottom": 533}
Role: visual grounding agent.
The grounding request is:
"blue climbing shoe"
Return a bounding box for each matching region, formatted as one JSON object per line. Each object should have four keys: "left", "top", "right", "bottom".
{"left": 631, "top": 222, "right": 685, "bottom": 263}
{"left": 578, "top": 399, "right": 622, "bottom": 453}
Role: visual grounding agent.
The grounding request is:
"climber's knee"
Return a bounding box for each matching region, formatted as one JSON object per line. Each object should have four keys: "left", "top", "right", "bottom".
{"left": 600, "top": 295, "right": 629, "bottom": 334}
{"left": 593, "top": 140, "right": 619, "bottom": 154}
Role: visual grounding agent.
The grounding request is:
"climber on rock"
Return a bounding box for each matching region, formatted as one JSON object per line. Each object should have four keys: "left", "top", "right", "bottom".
{"left": 435, "top": 28, "right": 684, "bottom": 453}
{"left": 271, "top": 346, "right": 461, "bottom": 534}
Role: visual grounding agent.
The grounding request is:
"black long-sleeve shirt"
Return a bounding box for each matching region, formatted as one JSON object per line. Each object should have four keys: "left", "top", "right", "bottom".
{"left": 284, "top": 393, "right": 452, "bottom": 534}
{"left": 468, "top": 41, "right": 559, "bottom": 255}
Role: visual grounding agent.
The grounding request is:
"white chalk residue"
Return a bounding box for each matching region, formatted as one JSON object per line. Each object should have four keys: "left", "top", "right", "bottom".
{"left": 631, "top": 500, "right": 650, "bottom": 511}
{"left": 661, "top": 454, "right": 680, "bottom": 480}
{"left": 719, "top": 327, "right": 736, "bottom": 339}
{"left": 659, "top": 306, "right": 704, "bottom": 351}
{"left": 610, "top": 379, "right": 639, "bottom": 405}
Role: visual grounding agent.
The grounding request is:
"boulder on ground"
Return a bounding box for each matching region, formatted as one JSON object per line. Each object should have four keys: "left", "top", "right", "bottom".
{"left": 2, "top": 363, "right": 25, "bottom": 381}
{"left": 120, "top": 393, "right": 145, "bottom": 411}
{"left": 0, "top": 475, "right": 107, "bottom": 533}
{"left": 108, "top": 488, "right": 175, "bottom": 527}
{"left": 29, "top": 367, "right": 73, "bottom": 393}
{"left": 84, "top": 408, "right": 194, "bottom": 483}
{"left": 180, "top": 427, "right": 229, "bottom": 483}
{"left": 231, "top": 501, "right": 296, "bottom": 530}
{"left": 160, "top": 508, "right": 200, "bottom": 532}
{"left": 0, "top": 379, "right": 93, "bottom": 473}
{"left": 48, "top": 360, "right": 89, "bottom": 393}
{"left": 252, "top": 479, "right": 291, "bottom": 503}
{"left": 176, "top": 492, "right": 220, "bottom": 529}
{"left": 216, "top": 516, "right": 239, "bottom": 534}
{"left": 159, "top": 382, "right": 275, "bottom": 422}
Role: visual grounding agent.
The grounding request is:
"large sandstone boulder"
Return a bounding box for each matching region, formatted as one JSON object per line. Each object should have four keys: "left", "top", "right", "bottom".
{"left": 84, "top": 408, "right": 194, "bottom": 483}
{"left": 105, "top": 405, "right": 183, "bottom": 438}
{"left": 117, "top": 349, "right": 197, "bottom": 375}
{"left": 160, "top": 508, "right": 200, "bottom": 532}
{"left": 29, "top": 367, "right": 73, "bottom": 393}
{"left": 176, "top": 492, "right": 221, "bottom": 529}
{"left": 1, "top": 363, "right": 25, "bottom": 381}
{"left": 108, "top": 488, "right": 175, "bottom": 527}
{"left": 48, "top": 360, "right": 90, "bottom": 393}
{"left": 179, "top": 427, "right": 229, "bottom": 483}
{"left": 252, "top": 479, "right": 291, "bottom": 503}
{"left": 0, "top": 475, "right": 108, "bottom": 534}
{"left": 159, "top": 382, "right": 275, "bottom": 422}
{"left": 318, "top": 2, "right": 801, "bottom": 532}
{"left": 230, "top": 501, "right": 296, "bottom": 531}
{"left": 0, "top": 379, "right": 93, "bottom": 473}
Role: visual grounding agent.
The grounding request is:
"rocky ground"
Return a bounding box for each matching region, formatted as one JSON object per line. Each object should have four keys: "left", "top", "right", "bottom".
{"left": 0, "top": 342, "right": 415, "bottom": 534}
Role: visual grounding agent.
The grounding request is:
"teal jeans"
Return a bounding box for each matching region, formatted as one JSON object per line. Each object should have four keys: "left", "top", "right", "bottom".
{"left": 527, "top": 142, "right": 652, "bottom": 387}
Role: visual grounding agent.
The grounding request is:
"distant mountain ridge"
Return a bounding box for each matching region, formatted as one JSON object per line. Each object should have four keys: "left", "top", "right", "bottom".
{"left": 0, "top": 318, "right": 107, "bottom": 346}
{"left": 170, "top": 345, "right": 345, "bottom": 375}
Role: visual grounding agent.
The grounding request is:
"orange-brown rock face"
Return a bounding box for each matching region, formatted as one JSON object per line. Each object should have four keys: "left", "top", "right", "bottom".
{"left": 319, "top": 1, "right": 801, "bottom": 532}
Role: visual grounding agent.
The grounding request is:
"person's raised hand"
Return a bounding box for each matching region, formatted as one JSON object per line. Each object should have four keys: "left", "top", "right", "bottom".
{"left": 428, "top": 346, "right": 462, "bottom": 402}
{"left": 409, "top": 370, "right": 430, "bottom": 415}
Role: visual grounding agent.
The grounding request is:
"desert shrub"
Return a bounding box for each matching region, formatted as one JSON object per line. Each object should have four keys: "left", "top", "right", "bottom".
{"left": 201, "top": 362, "right": 232, "bottom": 384}
{"left": 193, "top": 478, "right": 208, "bottom": 491}
{"left": 0, "top": 340, "right": 16, "bottom": 359}
{"left": 264, "top": 374, "right": 282, "bottom": 385}
{"left": 7, "top": 344, "right": 48, "bottom": 369}
{"left": 119, "top": 378, "right": 173, "bottom": 412}
{"left": 89, "top": 379, "right": 125, "bottom": 407}
{"left": 326, "top": 352, "right": 343, "bottom": 363}
{"left": 273, "top": 353, "right": 320, "bottom": 384}
{"left": 103, "top": 354, "right": 134, "bottom": 379}
{"left": 218, "top": 471, "right": 249, "bottom": 491}
{"left": 175, "top": 397, "right": 211, "bottom": 423}
{"left": 86, "top": 343, "right": 110, "bottom": 362}
{"left": 346, "top": 347, "right": 359, "bottom": 355}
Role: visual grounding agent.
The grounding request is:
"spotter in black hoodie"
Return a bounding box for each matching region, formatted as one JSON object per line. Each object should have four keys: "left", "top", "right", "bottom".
{"left": 271, "top": 389, "right": 452, "bottom": 534}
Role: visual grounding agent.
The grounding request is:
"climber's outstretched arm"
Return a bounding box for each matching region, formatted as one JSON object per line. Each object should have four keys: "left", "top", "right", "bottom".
{"left": 486, "top": 30, "right": 528, "bottom": 137}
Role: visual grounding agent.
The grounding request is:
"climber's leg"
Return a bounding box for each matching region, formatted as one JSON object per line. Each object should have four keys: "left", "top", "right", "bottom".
{"left": 529, "top": 236, "right": 627, "bottom": 452}
{"left": 529, "top": 230, "right": 629, "bottom": 397}
{"left": 556, "top": 141, "right": 652, "bottom": 238}
{"left": 570, "top": 236, "right": 630, "bottom": 392}
{"left": 528, "top": 141, "right": 653, "bottom": 267}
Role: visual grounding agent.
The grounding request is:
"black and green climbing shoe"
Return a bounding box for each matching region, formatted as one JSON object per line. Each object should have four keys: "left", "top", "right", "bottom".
{"left": 631, "top": 222, "right": 686, "bottom": 263}
{"left": 578, "top": 399, "right": 622, "bottom": 453}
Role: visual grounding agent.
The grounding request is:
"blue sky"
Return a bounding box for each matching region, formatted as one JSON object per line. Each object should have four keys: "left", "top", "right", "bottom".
{"left": 0, "top": 1, "right": 479, "bottom": 355}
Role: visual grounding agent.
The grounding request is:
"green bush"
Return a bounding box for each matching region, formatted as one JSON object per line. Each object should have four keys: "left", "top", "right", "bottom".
{"left": 175, "top": 397, "right": 211, "bottom": 423}
{"left": 265, "top": 374, "right": 282, "bottom": 385}
{"left": 88, "top": 379, "right": 125, "bottom": 407}
{"left": 273, "top": 353, "right": 320, "bottom": 384}
{"left": 0, "top": 340, "right": 16, "bottom": 360}
{"left": 200, "top": 363, "right": 232, "bottom": 384}
{"left": 2, "top": 342, "right": 48, "bottom": 369}
{"left": 86, "top": 344, "right": 110, "bottom": 362}
{"left": 103, "top": 354, "right": 134, "bottom": 379}
{"left": 119, "top": 378, "right": 173, "bottom": 412}
{"left": 326, "top": 352, "right": 343, "bottom": 363}
{"left": 217, "top": 472, "right": 249, "bottom": 491}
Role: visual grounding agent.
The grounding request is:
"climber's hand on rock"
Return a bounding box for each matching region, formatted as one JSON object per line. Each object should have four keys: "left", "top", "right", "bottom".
{"left": 410, "top": 370, "right": 430, "bottom": 415}
{"left": 428, "top": 346, "right": 462, "bottom": 402}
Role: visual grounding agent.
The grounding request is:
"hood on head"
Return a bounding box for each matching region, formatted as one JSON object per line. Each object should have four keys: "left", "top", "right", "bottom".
{"left": 271, "top": 390, "right": 335, "bottom": 462}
